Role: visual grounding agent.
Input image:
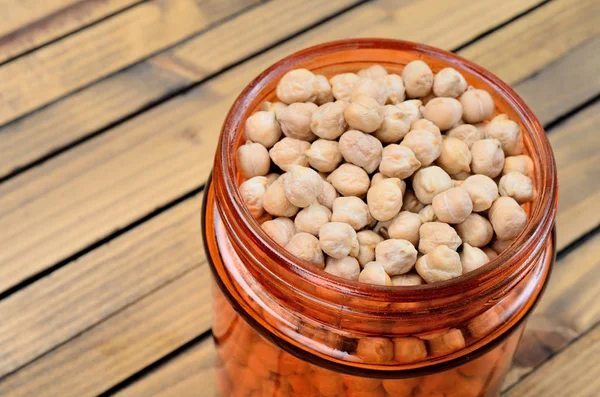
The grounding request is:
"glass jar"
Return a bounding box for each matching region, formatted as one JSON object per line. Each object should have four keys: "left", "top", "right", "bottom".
{"left": 202, "top": 39, "right": 558, "bottom": 397}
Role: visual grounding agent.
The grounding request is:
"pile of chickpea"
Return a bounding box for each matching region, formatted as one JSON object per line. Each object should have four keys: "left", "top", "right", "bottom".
{"left": 238, "top": 61, "right": 534, "bottom": 285}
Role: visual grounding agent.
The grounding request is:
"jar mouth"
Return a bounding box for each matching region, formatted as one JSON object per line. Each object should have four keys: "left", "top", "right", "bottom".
{"left": 213, "top": 38, "right": 558, "bottom": 306}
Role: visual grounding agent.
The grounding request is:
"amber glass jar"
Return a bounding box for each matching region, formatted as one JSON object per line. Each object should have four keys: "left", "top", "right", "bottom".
{"left": 202, "top": 39, "right": 558, "bottom": 397}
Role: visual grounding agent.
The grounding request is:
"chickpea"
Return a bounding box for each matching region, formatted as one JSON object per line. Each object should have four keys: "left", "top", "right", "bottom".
{"left": 339, "top": 129, "right": 383, "bottom": 173}
{"left": 310, "top": 100, "right": 349, "bottom": 139}
{"left": 391, "top": 273, "right": 425, "bottom": 287}
{"left": 447, "top": 124, "right": 483, "bottom": 148}
{"left": 503, "top": 155, "right": 534, "bottom": 177}
{"left": 463, "top": 174, "right": 499, "bottom": 212}
{"left": 460, "top": 86, "right": 494, "bottom": 123}
{"left": 367, "top": 178, "right": 404, "bottom": 221}
{"left": 332, "top": 196, "right": 373, "bottom": 231}
{"left": 358, "top": 64, "right": 388, "bottom": 79}
{"left": 294, "top": 202, "right": 332, "bottom": 236}
{"left": 265, "top": 172, "right": 279, "bottom": 186}
{"left": 486, "top": 114, "right": 523, "bottom": 156}
{"left": 269, "top": 137, "right": 310, "bottom": 171}
{"left": 276, "top": 68, "right": 317, "bottom": 104}
{"left": 400, "top": 129, "right": 442, "bottom": 166}
{"left": 319, "top": 222, "right": 359, "bottom": 259}
{"left": 351, "top": 78, "right": 389, "bottom": 105}
{"left": 374, "top": 105, "right": 413, "bottom": 144}
{"left": 392, "top": 337, "right": 427, "bottom": 364}
{"left": 418, "top": 205, "right": 437, "bottom": 224}
{"left": 376, "top": 239, "right": 418, "bottom": 276}
{"left": 435, "top": 137, "right": 472, "bottom": 177}
{"left": 470, "top": 139, "right": 505, "bottom": 178}
{"left": 314, "top": 74, "right": 334, "bottom": 105}
{"left": 402, "top": 60, "right": 433, "bottom": 98}
{"left": 489, "top": 197, "right": 528, "bottom": 240}
{"left": 388, "top": 211, "right": 422, "bottom": 246}
{"left": 356, "top": 337, "right": 394, "bottom": 363}
{"left": 498, "top": 171, "right": 534, "bottom": 203}
{"left": 344, "top": 376, "right": 382, "bottom": 394}
{"left": 453, "top": 171, "right": 471, "bottom": 181}
{"left": 412, "top": 166, "right": 453, "bottom": 204}
{"left": 278, "top": 102, "right": 318, "bottom": 142}
{"left": 398, "top": 100, "right": 424, "bottom": 121}
{"left": 419, "top": 221, "right": 462, "bottom": 254}
{"left": 318, "top": 180, "right": 339, "bottom": 209}
{"left": 491, "top": 237, "right": 514, "bottom": 254}
{"left": 237, "top": 141, "right": 271, "bottom": 178}
{"left": 416, "top": 245, "right": 463, "bottom": 283}
{"left": 327, "top": 164, "right": 371, "bottom": 197}
{"left": 382, "top": 379, "right": 419, "bottom": 397}
{"left": 455, "top": 213, "right": 493, "bottom": 247}
{"left": 262, "top": 217, "right": 295, "bottom": 247}
{"left": 359, "top": 261, "right": 392, "bottom": 285}
{"left": 261, "top": 101, "right": 287, "bottom": 119}
{"left": 262, "top": 175, "right": 299, "bottom": 217}
{"left": 384, "top": 74, "right": 406, "bottom": 104}
{"left": 305, "top": 139, "right": 343, "bottom": 173}
{"left": 244, "top": 111, "right": 282, "bottom": 149}
{"left": 357, "top": 230, "right": 384, "bottom": 266}
{"left": 422, "top": 97, "right": 463, "bottom": 131}
{"left": 344, "top": 94, "right": 384, "bottom": 133}
{"left": 373, "top": 220, "right": 391, "bottom": 239}
{"left": 461, "top": 243, "right": 490, "bottom": 274}
{"left": 483, "top": 247, "right": 499, "bottom": 261}
{"left": 427, "top": 329, "right": 465, "bottom": 355}
{"left": 371, "top": 172, "right": 387, "bottom": 186}
{"left": 283, "top": 165, "right": 324, "bottom": 208}
{"left": 433, "top": 67, "right": 468, "bottom": 98}
{"left": 432, "top": 187, "right": 473, "bottom": 224}
{"left": 379, "top": 144, "right": 421, "bottom": 179}
{"left": 410, "top": 118, "right": 440, "bottom": 137}
{"left": 330, "top": 73, "right": 361, "bottom": 102}
{"left": 324, "top": 256, "right": 361, "bottom": 281}
{"left": 402, "top": 189, "right": 426, "bottom": 213}
{"left": 239, "top": 176, "right": 268, "bottom": 219}
{"left": 285, "top": 232, "right": 325, "bottom": 268}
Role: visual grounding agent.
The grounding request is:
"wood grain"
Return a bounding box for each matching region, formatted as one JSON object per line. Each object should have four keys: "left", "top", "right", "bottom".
{"left": 0, "top": 0, "right": 260, "bottom": 126}
{"left": 0, "top": 0, "right": 82, "bottom": 37}
{"left": 0, "top": 0, "right": 142, "bottom": 64}
{"left": 0, "top": 0, "right": 540, "bottom": 178}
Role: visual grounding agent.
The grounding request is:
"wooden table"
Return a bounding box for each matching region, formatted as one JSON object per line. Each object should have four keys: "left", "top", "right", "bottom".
{"left": 0, "top": 0, "right": 598, "bottom": 395}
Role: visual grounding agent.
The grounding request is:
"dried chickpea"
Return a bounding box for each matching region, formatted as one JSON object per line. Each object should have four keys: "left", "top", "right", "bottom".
{"left": 433, "top": 67, "right": 467, "bottom": 98}
{"left": 402, "top": 189, "right": 426, "bottom": 213}
{"left": 324, "top": 256, "right": 361, "bottom": 281}
{"left": 388, "top": 211, "right": 422, "bottom": 246}
{"left": 461, "top": 243, "right": 490, "bottom": 274}
{"left": 358, "top": 64, "right": 388, "bottom": 79}
{"left": 489, "top": 197, "right": 528, "bottom": 240}
{"left": 374, "top": 105, "right": 412, "bottom": 144}
{"left": 491, "top": 238, "right": 514, "bottom": 254}
{"left": 418, "top": 204, "right": 437, "bottom": 223}
{"left": 373, "top": 220, "right": 391, "bottom": 238}
{"left": 460, "top": 86, "right": 494, "bottom": 123}
{"left": 305, "top": 139, "right": 343, "bottom": 173}
{"left": 416, "top": 245, "right": 463, "bottom": 283}
{"left": 432, "top": 186, "right": 473, "bottom": 224}
{"left": 344, "top": 94, "right": 384, "bottom": 133}
{"left": 283, "top": 165, "right": 323, "bottom": 208}
{"left": 410, "top": 118, "right": 441, "bottom": 137}
{"left": 278, "top": 102, "right": 318, "bottom": 142}
{"left": 498, "top": 171, "right": 534, "bottom": 203}
{"left": 318, "top": 180, "right": 339, "bottom": 209}
{"left": 427, "top": 329, "right": 466, "bottom": 356}
{"left": 261, "top": 101, "right": 287, "bottom": 119}
{"left": 398, "top": 100, "right": 424, "bottom": 122}
{"left": 285, "top": 232, "right": 325, "bottom": 268}
{"left": 331, "top": 196, "right": 372, "bottom": 231}
{"left": 486, "top": 114, "right": 523, "bottom": 156}
{"left": 371, "top": 172, "right": 387, "bottom": 186}
{"left": 344, "top": 376, "right": 382, "bottom": 394}
{"left": 244, "top": 111, "right": 282, "bottom": 148}
{"left": 356, "top": 337, "right": 394, "bottom": 363}
{"left": 391, "top": 273, "right": 424, "bottom": 286}
{"left": 470, "top": 139, "right": 505, "bottom": 178}
{"left": 503, "top": 155, "right": 534, "bottom": 177}
{"left": 367, "top": 178, "right": 404, "bottom": 221}
{"left": 359, "top": 261, "right": 392, "bottom": 285}
{"left": 339, "top": 129, "right": 383, "bottom": 173}
{"left": 419, "top": 222, "right": 462, "bottom": 254}
{"left": 351, "top": 78, "right": 389, "bottom": 105}
{"left": 269, "top": 137, "right": 310, "bottom": 171}
{"left": 412, "top": 166, "right": 453, "bottom": 204}
{"left": 357, "top": 230, "right": 384, "bottom": 266}
{"left": 422, "top": 97, "right": 463, "bottom": 131}
{"left": 262, "top": 175, "right": 299, "bottom": 217}
{"left": 384, "top": 74, "right": 406, "bottom": 104}
{"left": 314, "top": 74, "right": 334, "bottom": 105}
{"left": 327, "top": 164, "right": 371, "bottom": 197}
{"left": 483, "top": 247, "right": 499, "bottom": 261}
{"left": 330, "top": 73, "right": 360, "bottom": 102}
{"left": 402, "top": 60, "right": 433, "bottom": 98}
{"left": 276, "top": 68, "right": 317, "bottom": 104}
{"left": 295, "top": 202, "right": 332, "bottom": 236}
{"left": 319, "top": 222, "right": 359, "bottom": 259}
{"left": 376, "top": 239, "right": 418, "bottom": 276}
{"left": 382, "top": 379, "right": 419, "bottom": 397}
{"left": 393, "top": 337, "right": 427, "bottom": 363}
{"left": 261, "top": 217, "right": 295, "bottom": 247}
{"left": 379, "top": 144, "right": 421, "bottom": 179}
{"left": 239, "top": 176, "right": 268, "bottom": 218}
{"left": 310, "top": 100, "right": 349, "bottom": 139}
{"left": 237, "top": 141, "right": 271, "bottom": 178}
{"left": 437, "top": 137, "right": 472, "bottom": 176}
{"left": 463, "top": 174, "right": 498, "bottom": 212}
{"left": 455, "top": 213, "right": 493, "bottom": 247}
{"left": 447, "top": 124, "right": 483, "bottom": 148}
{"left": 265, "top": 172, "right": 279, "bottom": 186}
{"left": 400, "top": 128, "right": 442, "bottom": 166}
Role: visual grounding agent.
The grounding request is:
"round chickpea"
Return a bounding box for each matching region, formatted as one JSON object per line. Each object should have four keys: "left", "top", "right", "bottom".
{"left": 244, "top": 111, "right": 281, "bottom": 148}
{"left": 432, "top": 186, "right": 473, "bottom": 224}
{"left": 262, "top": 175, "right": 299, "bottom": 217}
{"left": 460, "top": 87, "right": 495, "bottom": 123}
{"left": 402, "top": 189, "right": 426, "bottom": 213}
{"left": 285, "top": 232, "right": 325, "bottom": 268}
{"left": 327, "top": 164, "right": 371, "bottom": 197}
{"left": 412, "top": 166, "right": 453, "bottom": 204}
{"left": 388, "top": 211, "right": 422, "bottom": 246}
{"left": 319, "top": 222, "right": 360, "bottom": 259}
{"left": 470, "top": 139, "right": 505, "bottom": 178}
{"left": 261, "top": 101, "right": 287, "bottom": 119}
{"left": 400, "top": 129, "right": 442, "bottom": 166}
{"left": 489, "top": 197, "right": 528, "bottom": 240}
{"left": 324, "top": 256, "right": 361, "bottom": 281}
{"left": 314, "top": 74, "right": 334, "bottom": 105}
{"left": 276, "top": 68, "right": 317, "bottom": 104}
{"left": 278, "top": 102, "right": 318, "bottom": 142}
{"left": 433, "top": 67, "right": 467, "bottom": 98}
{"left": 351, "top": 78, "right": 389, "bottom": 105}
{"left": 483, "top": 247, "right": 499, "bottom": 261}
{"left": 391, "top": 273, "right": 425, "bottom": 286}
{"left": 418, "top": 204, "right": 437, "bottom": 224}
{"left": 306, "top": 139, "right": 343, "bottom": 173}
{"left": 419, "top": 221, "right": 462, "bottom": 254}
{"left": 357, "top": 230, "right": 384, "bottom": 266}
{"left": 359, "top": 262, "right": 392, "bottom": 285}
{"left": 339, "top": 129, "right": 383, "bottom": 173}
{"left": 461, "top": 243, "right": 490, "bottom": 274}
{"left": 486, "top": 114, "right": 523, "bottom": 156}
{"left": 310, "top": 100, "right": 349, "bottom": 139}
{"left": 237, "top": 141, "right": 271, "bottom": 178}
{"left": 376, "top": 239, "right": 418, "bottom": 276}
{"left": 422, "top": 97, "right": 463, "bottom": 131}
{"left": 330, "top": 73, "right": 361, "bottom": 102}
{"left": 283, "top": 165, "right": 323, "bottom": 208}
{"left": 294, "top": 202, "right": 332, "bottom": 236}
{"left": 269, "top": 137, "right": 310, "bottom": 171}
{"left": 402, "top": 60, "right": 433, "bottom": 98}
{"left": 503, "top": 155, "right": 534, "bottom": 177}
{"left": 416, "top": 245, "right": 463, "bottom": 283}
{"left": 384, "top": 74, "right": 406, "bottom": 104}
{"left": 344, "top": 94, "right": 384, "bottom": 133}
{"left": 491, "top": 237, "right": 514, "bottom": 254}
{"left": 239, "top": 176, "right": 268, "bottom": 218}
{"left": 455, "top": 213, "right": 494, "bottom": 247}
{"left": 463, "top": 174, "right": 499, "bottom": 212}
{"left": 318, "top": 180, "right": 339, "bottom": 209}
{"left": 379, "top": 144, "right": 421, "bottom": 179}
{"left": 498, "top": 171, "right": 534, "bottom": 203}
{"left": 447, "top": 124, "right": 483, "bottom": 148}
{"left": 356, "top": 337, "right": 394, "bottom": 363}
{"left": 410, "top": 118, "right": 441, "bottom": 137}
{"left": 358, "top": 64, "right": 388, "bottom": 79}
{"left": 374, "top": 105, "right": 413, "bottom": 144}
{"left": 331, "top": 196, "right": 373, "bottom": 231}
{"left": 261, "top": 217, "right": 295, "bottom": 247}
{"left": 367, "top": 178, "right": 404, "bottom": 221}
{"left": 436, "top": 136, "right": 472, "bottom": 175}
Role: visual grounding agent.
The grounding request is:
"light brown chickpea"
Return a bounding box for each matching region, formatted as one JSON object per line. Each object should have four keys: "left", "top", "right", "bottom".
{"left": 319, "top": 222, "right": 359, "bottom": 259}
{"left": 285, "top": 232, "right": 325, "bottom": 268}
{"left": 239, "top": 176, "right": 268, "bottom": 219}
{"left": 470, "top": 138, "right": 505, "bottom": 178}
{"left": 491, "top": 237, "right": 514, "bottom": 254}
{"left": 486, "top": 114, "right": 523, "bottom": 156}
{"left": 358, "top": 64, "right": 389, "bottom": 79}
{"left": 436, "top": 136, "right": 472, "bottom": 175}
{"left": 278, "top": 102, "right": 318, "bottom": 142}
{"left": 498, "top": 171, "right": 534, "bottom": 203}
{"left": 391, "top": 274, "right": 425, "bottom": 287}
{"left": 330, "top": 73, "right": 361, "bottom": 102}
{"left": 265, "top": 172, "right": 280, "bottom": 186}
{"left": 463, "top": 174, "right": 499, "bottom": 212}
{"left": 356, "top": 337, "right": 394, "bottom": 363}
{"left": 483, "top": 246, "right": 499, "bottom": 261}
{"left": 412, "top": 166, "right": 453, "bottom": 204}
{"left": 379, "top": 144, "right": 421, "bottom": 179}
{"left": 461, "top": 243, "right": 490, "bottom": 274}
{"left": 310, "top": 100, "right": 349, "bottom": 139}
{"left": 358, "top": 261, "right": 393, "bottom": 285}
{"left": 327, "top": 164, "right": 371, "bottom": 197}
{"left": 433, "top": 67, "right": 467, "bottom": 98}
{"left": 283, "top": 165, "right": 324, "bottom": 208}
{"left": 459, "top": 86, "right": 495, "bottom": 123}
{"left": 276, "top": 68, "right": 317, "bottom": 104}
{"left": 244, "top": 110, "right": 282, "bottom": 148}
{"left": 446, "top": 124, "right": 483, "bottom": 148}
{"left": 400, "top": 129, "right": 442, "bottom": 166}
{"left": 262, "top": 175, "right": 299, "bottom": 217}
{"left": 455, "top": 213, "right": 494, "bottom": 247}
{"left": 432, "top": 186, "right": 473, "bottom": 224}
{"left": 374, "top": 105, "right": 413, "bottom": 144}
{"left": 339, "top": 129, "right": 383, "bottom": 173}
{"left": 324, "top": 256, "right": 361, "bottom": 281}
{"left": 356, "top": 230, "right": 384, "bottom": 266}
{"left": 305, "top": 139, "right": 343, "bottom": 173}
{"left": 367, "top": 178, "right": 404, "bottom": 221}
{"left": 402, "top": 60, "right": 433, "bottom": 98}
{"left": 344, "top": 94, "right": 384, "bottom": 133}
{"left": 376, "top": 239, "right": 418, "bottom": 276}
{"left": 269, "top": 137, "right": 310, "bottom": 171}
{"left": 419, "top": 221, "right": 462, "bottom": 254}
{"left": 384, "top": 74, "right": 406, "bottom": 104}
{"left": 331, "top": 196, "right": 373, "bottom": 231}
{"left": 489, "top": 197, "right": 528, "bottom": 240}
{"left": 402, "top": 189, "right": 426, "bottom": 213}
{"left": 371, "top": 172, "right": 387, "bottom": 186}
{"left": 294, "top": 202, "right": 332, "bottom": 236}
{"left": 418, "top": 204, "right": 437, "bottom": 224}
{"left": 317, "top": 180, "right": 339, "bottom": 209}
{"left": 426, "top": 328, "right": 466, "bottom": 355}
{"left": 415, "top": 245, "right": 463, "bottom": 283}
{"left": 410, "top": 118, "right": 441, "bottom": 137}
{"left": 351, "top": 77, "right": 389, "bottom": 105}
{"left": 261, "top": 101, "right": 287, "bottom": 119}
{"left": 388, "top": 211, "right": 422, "bottom": 246}
{"left": 262, "top": 217, "right": 295, "bottom": 247}
{"left": 314, "top": 74, "right": 334, "bottom": 105}
{"left": 503, "top": 155, "right": 534, "bottom": 177}
{"left": 421, "top": 97, "right": 463, "bottom": 131}
{"left": 237, "top": 141, "right": 271, "bottom": 178}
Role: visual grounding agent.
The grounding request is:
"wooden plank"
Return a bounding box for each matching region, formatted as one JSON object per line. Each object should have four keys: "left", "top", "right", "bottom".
{"left": 0, "top": 0, "right": 142, "bottom": 64}
{"left": 0, "top": 0, "right": 81, "bottom": 37}
{"left": 504, "top": 324, "right": 600, "bottom": 397}
{"left": 0, "top": 0, "right": 540, "bottom": 178}
{"left": 0, "top": 0, "right": 260, "bottom": 126}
